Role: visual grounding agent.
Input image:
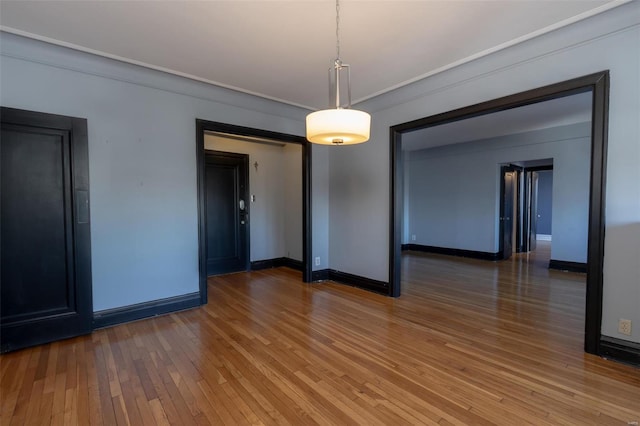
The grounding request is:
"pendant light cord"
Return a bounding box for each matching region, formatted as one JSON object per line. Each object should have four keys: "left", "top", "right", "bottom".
{"left": 336, "top": 0, "right": 340, "bottom": 60}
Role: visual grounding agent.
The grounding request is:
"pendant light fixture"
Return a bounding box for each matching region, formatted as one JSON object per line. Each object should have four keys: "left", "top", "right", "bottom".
{"left": 306, "top": 0, "right": 371, "bottom": 145}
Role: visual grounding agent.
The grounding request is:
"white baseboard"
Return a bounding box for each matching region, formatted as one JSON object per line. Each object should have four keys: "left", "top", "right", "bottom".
{"left": 536, "top": 234, "right": 552, "bottom": 241}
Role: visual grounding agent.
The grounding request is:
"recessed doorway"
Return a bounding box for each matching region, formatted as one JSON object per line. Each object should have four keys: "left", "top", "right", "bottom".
{"left": 195, "top": 120, "right": 311, "bottom": 304}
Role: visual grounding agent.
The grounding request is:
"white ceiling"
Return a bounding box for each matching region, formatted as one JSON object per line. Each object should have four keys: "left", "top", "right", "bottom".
{"left": 402, "top": 91, "right": 593, "bottom": 151}
{"left": 0, "top": 0, "right": 624, "bottom": 110}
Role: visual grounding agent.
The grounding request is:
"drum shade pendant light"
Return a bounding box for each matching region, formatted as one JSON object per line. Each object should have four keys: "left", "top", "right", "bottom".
{"left": 306, "top": 0, "right": 370, "bottom": 145}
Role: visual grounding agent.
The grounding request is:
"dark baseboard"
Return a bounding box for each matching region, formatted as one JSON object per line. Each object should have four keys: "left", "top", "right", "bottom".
{"left": 93, "top": 292, "right": 201, "bottom": 329}
{"left": 402, "top": 243, "right": 500, "bottom": 261}
{"left": 251, "top": 257, "right": 303, "bottom": 272}
{"left": 311, "top": 269, "right": 329, "bottom": 281}
{"left": 328, "top": 269, "right": 388, "bottom": 295}
{"left": 600, "top": 336, "right": 640, "bottom": 367}
{"left": 282, "top": 258, "right": 304, "bottom": 271}
{"left": 311, "top": 268, "right": 387, "bottom": 295}
{"left": 549, "top": 259, "right": 587, "bottom": 273}
{"left": 251, "top": 258, "right": 281, "bottom": 270}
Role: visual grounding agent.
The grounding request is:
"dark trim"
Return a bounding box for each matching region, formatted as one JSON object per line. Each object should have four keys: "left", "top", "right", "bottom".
{"left": 196, "top": 120, "right": 312, "bottom": 305}
{"left": 402, "top": 244, "right": 500, "bottom": 261}
{"left": 196, "top": 122, "right": 208, "bottom": 305}
{"left": 93, "top": 293, "right": 200, "bottom": 329}
{"left": 328, "top": 270, "right": 388, "bottom": 295}
{"left": 301, "top": 137, "right": 312, "bottom": 283}
{"left": 251, "top": 259, "right": 278, "bottom": 270}
{"left": 390, "top": 71, "right": 609, "bottom": 356}
{"left": 311, "top": 269, "right": 330, "bottom": 281}
{"left": 282, "top": 257, "right": 304, "bottom": 271}
{"left": 389, "top": 128, "right": 402, "bottom": 297}
{"left": 310, "top": 269, "right": 387, "bottom": 295}
{"left": 600, "top": 337, "right": 640, "bottom": 367}
{"left": 585, "top": 71, "right": 609, "bottom": 355}
{"left": 251, "top": 257, "right": 303, "bottom": 272}
{"left": 549, "top": 259, "right": 588, "bottom": 273}
{"left": 524, "top": 165, "right": 554, "bottom": 172}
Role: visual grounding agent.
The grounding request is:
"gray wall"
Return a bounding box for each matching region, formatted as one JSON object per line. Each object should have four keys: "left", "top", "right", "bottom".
{"left": 311, "top": 145, "right": 330, "bottom": 271}
{"left": 0, "top": 32, "right": 319, "bottom": 312}
{"left": 283, "top": 144, "right": 304, "bottom": 261}
{"left": 204, "top": 135, "right": 303, "bottom": 262}
{"left": 404, "top": 123, "right": 590, "bottom": 263}
{"left": 537, "top": 170, "right": 553, "bottom": 236}
{"left": 329, "top": 3, "right": 640, "bottom": 343}
{"left": 402, "top": 150, "right": 411, "bottom": 243}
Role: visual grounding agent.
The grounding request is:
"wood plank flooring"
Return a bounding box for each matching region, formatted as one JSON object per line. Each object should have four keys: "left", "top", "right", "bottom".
{"left": 2, "top": 244, "right": 639, "bottom": 425}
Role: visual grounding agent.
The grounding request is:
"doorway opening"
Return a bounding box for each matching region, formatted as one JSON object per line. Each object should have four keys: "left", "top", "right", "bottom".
{"left": 499, "top": 161, "right": 555, "bottom": 261}
{"left": 196, "top": 120, "right": 311, "bottom": 304}
{"left": 390, "top": 71, "right": 609, "bottom": 355}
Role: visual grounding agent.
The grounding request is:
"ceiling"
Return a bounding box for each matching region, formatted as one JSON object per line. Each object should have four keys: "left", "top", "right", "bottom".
{"left": 402, "top": 91, "right": 593, "bottom": 151}
{"left": 0, "top": 1, "right": 624, "bottom": 111}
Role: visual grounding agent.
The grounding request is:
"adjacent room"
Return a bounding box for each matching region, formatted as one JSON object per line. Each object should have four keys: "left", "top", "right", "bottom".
{"left": 401, "top": 93, "right": 591, "bottom": 268}
{"left": 399, "top": 92, "right": 592, "bottom": 356}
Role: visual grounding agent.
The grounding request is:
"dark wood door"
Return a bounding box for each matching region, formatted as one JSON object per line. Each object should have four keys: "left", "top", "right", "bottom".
{"left": 205, "top": 151, "right": 249, "bottom": 275}
{"left": 1, "top": 107, "right": 92, "bottom": 353}
{"left": 500, "top": 166, "right": 517, "bottom": 260}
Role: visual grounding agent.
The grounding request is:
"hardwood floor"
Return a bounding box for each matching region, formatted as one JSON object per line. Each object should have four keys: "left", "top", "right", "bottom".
{"left": 2, "top": 245, "right": 639, "bottom": 425}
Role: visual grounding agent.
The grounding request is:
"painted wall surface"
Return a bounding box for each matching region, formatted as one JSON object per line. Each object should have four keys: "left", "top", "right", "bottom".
{"left": 330, "top": 3, "right": 640, "bottom": 342}
{"left": 405, "top": 123, "right": 590, "bottom": 263}
{"left": 402, "top": 150, "right": 411, "bottom": 244}
{"left": 537, "top": 170, "right": 553, "bottom": 236}
{"left": 283, "top": 144, "right": 303, "bottom": 261}
{"left": 204, "top": 136, "right": 303, "bottom": 262}
{"left": 312, "top": 145, "right": 330, "bottom": 271}
{"left": 0, "top": 32, "right": 311, "bottom": 311}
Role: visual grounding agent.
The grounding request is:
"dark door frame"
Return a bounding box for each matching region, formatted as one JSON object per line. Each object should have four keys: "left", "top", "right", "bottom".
{"left": 504, "top": 164, "right": 554, "bottom": 254}
{"left": 521, "top": 165, "right": 553, "bottom": 253}
{"left": 499, "top": 164, "right": 521, "bottom": 259}
{"left": 196, "top": 120, "right": 312, "bottom": 304}
{"left": 390, "top": 71, "right": 609, "bottom": 355}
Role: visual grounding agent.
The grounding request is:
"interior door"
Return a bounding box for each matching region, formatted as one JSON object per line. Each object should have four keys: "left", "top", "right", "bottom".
{"left": 1, "top": 107, "right": 92, "bottom": 353}
{"left": 529, "top": 171, "right": 539, "bottom": 251}
{"left": 500, "top": 166, "right": 517, "bottom": 260}
{"left": 205, "top": 151, "right": 249, "bottom": 275}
